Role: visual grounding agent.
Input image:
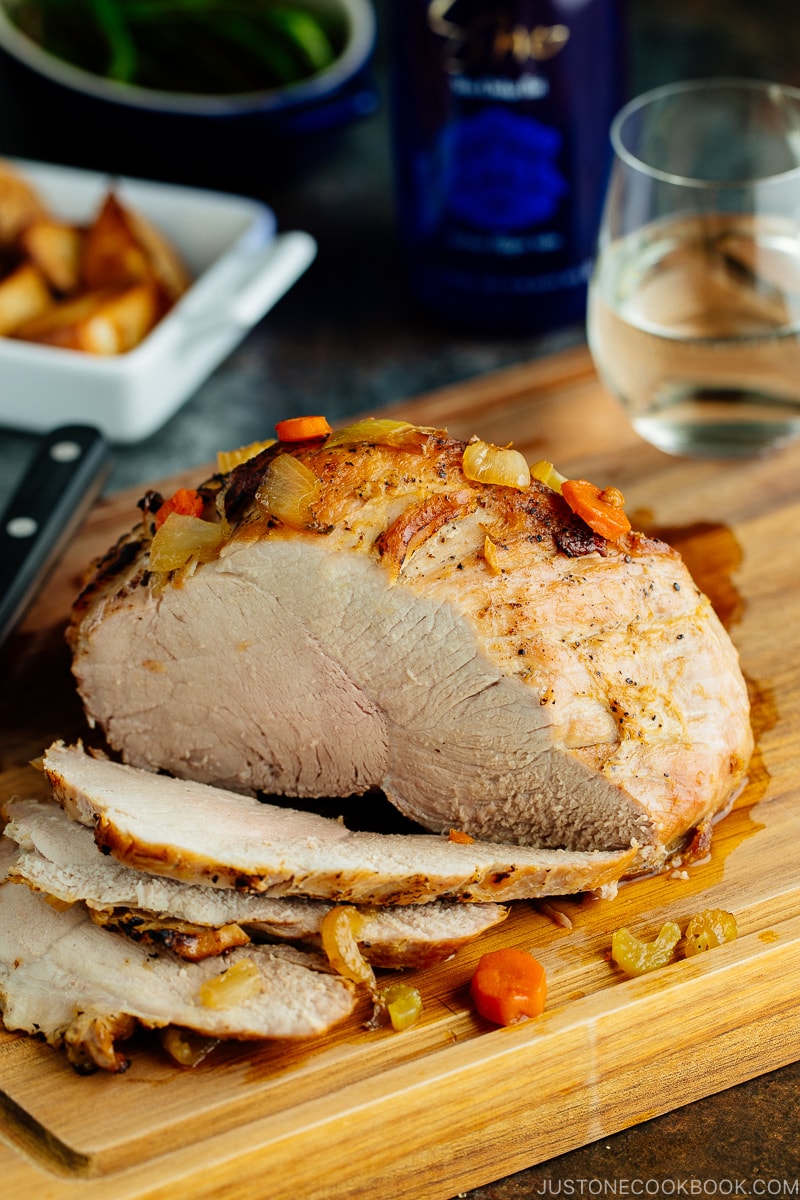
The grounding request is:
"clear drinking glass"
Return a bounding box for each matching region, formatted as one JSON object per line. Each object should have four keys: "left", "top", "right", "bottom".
{"left": 587, "top": 77, "right": 800, "bottom": 458}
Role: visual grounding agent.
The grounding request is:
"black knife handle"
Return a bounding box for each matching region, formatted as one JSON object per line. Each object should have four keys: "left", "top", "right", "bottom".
{"left": 0, "top": 425, "right": 111, "bottom": 647}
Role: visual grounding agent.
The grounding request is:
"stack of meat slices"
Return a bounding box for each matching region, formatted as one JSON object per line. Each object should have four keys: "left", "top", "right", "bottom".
{"left": 0, "top": 742, "right": 634, "bottom": 1073}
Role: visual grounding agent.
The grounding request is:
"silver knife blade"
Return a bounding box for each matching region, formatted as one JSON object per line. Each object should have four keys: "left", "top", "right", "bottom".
{"left": 0, "top": 425, "right": 111, "bottom": 647}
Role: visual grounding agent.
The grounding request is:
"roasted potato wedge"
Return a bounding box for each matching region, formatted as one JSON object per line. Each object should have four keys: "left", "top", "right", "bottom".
{"left": 81, "top": 192, "right": 156, "bottom": 292}
{"left": 19, "top": 219, "right": 84, "bottom": 294}
{"left": 121, "top": 203, "right": 192, "bottom": 305}
{"left": 13, "top": 282, "right": 160, "bottom": 355}
{"left": 0, "top": 261, "right": 53, "bottom": 335}
{"left": 82, "top": 192, "right": 190, "bottom": 308}
{"left": 0, "top": 160, "right": 48, "bottom": 244}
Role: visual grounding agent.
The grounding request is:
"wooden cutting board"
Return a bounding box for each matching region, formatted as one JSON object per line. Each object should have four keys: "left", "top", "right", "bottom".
{"left": 1, "top": 345, "right": 799, "bottom": 1200}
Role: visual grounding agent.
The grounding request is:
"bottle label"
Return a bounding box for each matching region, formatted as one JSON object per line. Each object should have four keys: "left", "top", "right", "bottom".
{"left": 443, "top": 106, "right": 568, "bottom": 231}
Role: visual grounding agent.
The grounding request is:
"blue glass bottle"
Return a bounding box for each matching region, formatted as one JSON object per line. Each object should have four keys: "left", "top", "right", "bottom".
{"left": 389, "top": 0, "right": 626, "bottom": 333}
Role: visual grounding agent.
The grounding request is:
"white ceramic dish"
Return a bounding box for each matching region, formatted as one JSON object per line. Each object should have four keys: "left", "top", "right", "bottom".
{"left": 0, "top": 157, "right": 316, "bottom": 442}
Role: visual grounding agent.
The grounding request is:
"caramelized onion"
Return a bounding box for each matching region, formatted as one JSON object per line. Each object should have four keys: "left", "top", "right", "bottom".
{"left": 530, "top": 459, "right": 567, "bottom": 493}
{"left": 256, "top": 453, "right": 321, "bottom": 529}
{"left": 160, "top": 1027, "right": 220, "bottom": 1067}
{"left": 149, "top": 513, "right": 225, "bottom": 572}
{"left": 216, "top": 439, "right": 275, "bottom": 473}
{"left": 198, "top": 958, "right": 262, "bottom": 1009}
{"left": 326, "top": 418, "right": 439, "bottom": 449}
{"left": 320, "top": 905, "right": 376, "bottom": 988}
{"left": 462, "top": 439, "right": 530, "bottom": 490}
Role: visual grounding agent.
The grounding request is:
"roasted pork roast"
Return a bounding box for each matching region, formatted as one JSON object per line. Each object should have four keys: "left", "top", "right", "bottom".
{"left": 68, "top": 422, "right": 753, "bottom": 875}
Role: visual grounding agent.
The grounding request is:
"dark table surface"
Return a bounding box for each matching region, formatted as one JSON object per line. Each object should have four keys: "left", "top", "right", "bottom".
{"left": 1, "top": 0, "right": 799, "bottom": 1194}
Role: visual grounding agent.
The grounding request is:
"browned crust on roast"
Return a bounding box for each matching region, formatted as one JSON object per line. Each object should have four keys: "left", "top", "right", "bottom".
{"left": 376, "top": 490, "right": 479, "bottom": 579}
{"left": 67, "top": 531, "right": 148, "bottom": 640}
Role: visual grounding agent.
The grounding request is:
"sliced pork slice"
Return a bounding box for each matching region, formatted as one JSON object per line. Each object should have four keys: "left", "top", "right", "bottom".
{"left": 4, "top": 796, "right": 508, "bottom": 967}
{"left": 0, "top": 849, "right": 356, "bottom": 1072}
{"left": 42, "top": 742, "right": 635, "bottom": 903}
{"left": 68, "top": 428, "right": 753, "bottom": 872}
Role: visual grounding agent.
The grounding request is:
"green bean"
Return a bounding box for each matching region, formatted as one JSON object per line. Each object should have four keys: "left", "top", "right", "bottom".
{"left": 87, "top": 0, "right": 138, "bottom": 82}
{"left": 258, "top": 6, "right": 335, "bottom": 73}
{"left": 8, "top": 0, "right": 342, "bottom": 92}
{"left": 208, "top": 12, "right": 324, "bottom": 86}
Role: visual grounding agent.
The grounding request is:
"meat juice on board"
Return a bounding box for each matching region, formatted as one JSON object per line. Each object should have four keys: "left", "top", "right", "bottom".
{"left": 388, "top": 0, "right": 626, "bottom": 333}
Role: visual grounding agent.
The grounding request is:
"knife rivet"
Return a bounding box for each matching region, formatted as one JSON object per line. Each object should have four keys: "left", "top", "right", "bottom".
{"left": 6, "top": 516, "right": 38, "bottom": 539}
{"left": 50, "top": 440, "right": 82, "bottom": 463}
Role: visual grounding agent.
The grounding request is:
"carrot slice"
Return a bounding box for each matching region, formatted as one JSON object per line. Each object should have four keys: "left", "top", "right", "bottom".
{"left": 470, "top": 947, "right": 547, "bottom": 1026}
{"left": 275, "top": 415, "right": 332, "bottom": 442}
{"left": 154, "top": 487, "right": 204, "bottom": 530}
{"left": 560, "top": 478, "right": 631, "bottom": 540}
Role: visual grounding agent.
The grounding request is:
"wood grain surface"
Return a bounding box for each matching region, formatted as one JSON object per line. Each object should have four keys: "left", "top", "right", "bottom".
{"left": 0, "top": 345, "right": 798, "bottom": 1200}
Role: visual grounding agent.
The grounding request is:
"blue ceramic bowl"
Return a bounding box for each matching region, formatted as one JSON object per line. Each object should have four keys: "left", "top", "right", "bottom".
{"left": 0, "top": 0, "right": 378, "bottom": 186}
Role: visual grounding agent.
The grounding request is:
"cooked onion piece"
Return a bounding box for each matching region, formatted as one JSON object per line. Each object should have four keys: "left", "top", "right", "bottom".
{"left": 217, "top": 439, "right": 275, "bottom": 473}
{"left": 257, "top": 453, "right": 322, "bottom": 530}
{"left": 531, "top": 459, "right": 567, "bottom": 493}
{"left": 149, "top": 513, "right": 225, "bottom": 572}
{"left": 160, "top": 1027, "right": 220, "bottom": 1067}
{"left": 326, "top": 418, "right": 439, "bottom": 449}
{"left": 320, "top": 905, "right": 376, "bottom": 989}
{"left": 462, "top": 439, "right": 530, "bottom": 490}
{"left": 198, "top": 958, "right": 263, "bottom": 1009}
